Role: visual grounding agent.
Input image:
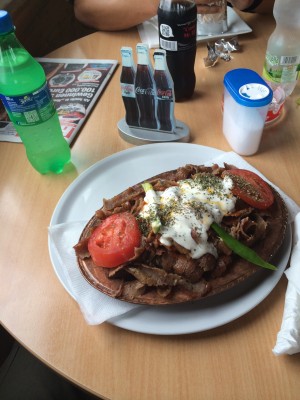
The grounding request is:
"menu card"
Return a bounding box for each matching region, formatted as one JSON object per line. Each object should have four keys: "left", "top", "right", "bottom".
{"left": 0, "top": 58, "right": 118, "bottom": 144}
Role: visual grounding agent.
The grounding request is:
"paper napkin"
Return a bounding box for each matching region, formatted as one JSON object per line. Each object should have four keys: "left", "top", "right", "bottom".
{"left": 48, "top": 221, "right": 140, "bottom": 325}
{"left": 273, "top": 212, "right": 300, "bottom": 355}
{"left": 48, "top": 151, "right": 300, "bottom": 333}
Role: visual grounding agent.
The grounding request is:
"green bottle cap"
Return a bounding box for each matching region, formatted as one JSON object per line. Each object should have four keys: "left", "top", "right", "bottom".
{"left": 0, "top": 10, "right": 14, "bottom": 35}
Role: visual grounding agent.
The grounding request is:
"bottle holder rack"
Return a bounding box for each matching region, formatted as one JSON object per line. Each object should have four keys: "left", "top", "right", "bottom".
{"left": 117, "top": 118, "right": 190, "bottom": 145}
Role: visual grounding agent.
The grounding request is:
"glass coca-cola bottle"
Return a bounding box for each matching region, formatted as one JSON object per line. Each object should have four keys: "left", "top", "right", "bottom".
{"left": 135, "top": 43, "right": 159, "bottom": 130}
{"left": 153, "top": 49, "right": 175, "bottom": 132}
{"left": 120, "top": 47, "right": 140, "bottom": 127}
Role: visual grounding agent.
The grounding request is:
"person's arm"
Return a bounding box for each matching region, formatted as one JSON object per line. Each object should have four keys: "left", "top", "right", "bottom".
{"left": 73, "top": 0, "right": 274, "bottom": 32}
{"left": 73, "top": 0, "right": 159, "bottom": 31}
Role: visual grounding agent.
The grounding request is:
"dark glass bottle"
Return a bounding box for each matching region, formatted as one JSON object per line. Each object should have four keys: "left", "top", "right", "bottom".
{"left": 120, "top": 46, "right": 140, "bottom": 127}
{"left": 153, "top": 49, "right": 175, "bottom": 132}
{"left": 135, "top": 43, "right": 158, "bottom": 130}
{"left": 158, "top": 0, "right": 197, "bottom": 101}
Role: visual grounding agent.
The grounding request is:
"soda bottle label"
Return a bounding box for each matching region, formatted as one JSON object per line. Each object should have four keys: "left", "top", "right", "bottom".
{"left": 157, "top": 88, "right": 173, "bottom": 101}
{"left": 135, "top": 87, "right": 156, "bottom": 96}
{"left": 263, "top": 52, "right": 300, "bottom": 84}
{"left": 279, "top": 55, "right": 300, "bottom": 66}
{"left": 159, "top": 17, "right": 196, "bottom": 52}
{"left": 121, "top": 82, "right": 136, "bottom": 98}
{"left": 159, "top": 20, "right": 196, "bottom": 51}
{"left": 0, "top": 83, "right": 56, "bottom": 126}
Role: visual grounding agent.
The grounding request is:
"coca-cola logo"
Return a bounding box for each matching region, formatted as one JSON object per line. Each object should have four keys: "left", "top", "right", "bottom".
{"left": 135, "top": 87, "right": 155, "bottom": 96}
{"left": 121, "top": 83, "right": 135, "bottom": 96}
{"left": 123, "top": 85, "right": 133, "bottom": 93}
{"left": 157, "top": 88, "right": 172, "bottom": 97}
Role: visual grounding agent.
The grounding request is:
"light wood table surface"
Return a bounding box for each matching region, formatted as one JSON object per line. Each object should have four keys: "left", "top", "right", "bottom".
{"left": 1, "top": 11, "right": 300, "bottom": 400}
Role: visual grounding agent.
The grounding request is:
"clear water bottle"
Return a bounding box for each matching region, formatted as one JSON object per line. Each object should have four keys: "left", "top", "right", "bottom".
{"left": 0, "top": 10, "right": 71, "bottom": 174}
{"left": 120, "top": 47, "right": 140, "bottom": 127}
{"left": 262, "top": 0, "right": 300, "bottom": 97}
{"left": 157, "top": 0, "right": 197, "bottom": 101}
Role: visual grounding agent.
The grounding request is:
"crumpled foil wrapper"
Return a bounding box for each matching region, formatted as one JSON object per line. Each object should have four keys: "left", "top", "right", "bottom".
{"left": 204, "top": 36, "right": 241, "bottom": 67}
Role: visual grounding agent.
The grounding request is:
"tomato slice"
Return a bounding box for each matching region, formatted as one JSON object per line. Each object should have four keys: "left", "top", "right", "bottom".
{"left": 222, "top": 169, "right": 274, "bottom": 209}
{"left": 88, "top": 212, "right": 142, "bottom": 268}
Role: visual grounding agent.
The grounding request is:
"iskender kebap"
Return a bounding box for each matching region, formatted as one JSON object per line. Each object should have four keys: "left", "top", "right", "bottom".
{"left": 74, "top": 164, "right": 288, "bottom": 305}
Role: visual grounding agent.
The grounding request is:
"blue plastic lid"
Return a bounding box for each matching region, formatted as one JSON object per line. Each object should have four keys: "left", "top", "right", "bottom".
{"left": 224, "top": 68, "right": 273, "bottom": 107}
{"left": 0, "top": 10, "right": 14, "bottom": 35}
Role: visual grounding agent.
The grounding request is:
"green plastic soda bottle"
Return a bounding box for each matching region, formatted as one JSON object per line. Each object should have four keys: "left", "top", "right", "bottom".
{"left": 0, "top": 10, "right": 71, "bottom": 174}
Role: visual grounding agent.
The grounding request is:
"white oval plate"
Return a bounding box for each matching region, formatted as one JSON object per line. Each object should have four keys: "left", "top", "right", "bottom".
{"left": 49, "top": 143, "right": 291, "bottom": 335}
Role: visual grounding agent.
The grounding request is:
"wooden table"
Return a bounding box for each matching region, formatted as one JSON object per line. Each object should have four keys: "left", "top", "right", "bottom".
{"left": 1, "top": 12, "right": 300, "bottom": 400}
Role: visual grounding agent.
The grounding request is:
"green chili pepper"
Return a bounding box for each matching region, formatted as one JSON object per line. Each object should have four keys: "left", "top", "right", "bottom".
{"left": 142, "top": 182, "right": 154, "bottom": 192}
{"left": 211, "top": 222, "right": 277, "bottom": 271}
{"left": 142, "top": 182, "right": 161, "bottom": 233}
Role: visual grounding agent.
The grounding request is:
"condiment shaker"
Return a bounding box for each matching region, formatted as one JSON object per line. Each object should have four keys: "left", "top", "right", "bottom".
{"left": 223, "top": 68, "right": 273, "bottom": 156}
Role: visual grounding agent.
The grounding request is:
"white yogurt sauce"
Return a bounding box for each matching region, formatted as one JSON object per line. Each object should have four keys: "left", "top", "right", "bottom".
{"left": 139, "top": 174, "right": 236, "bottom": 259}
